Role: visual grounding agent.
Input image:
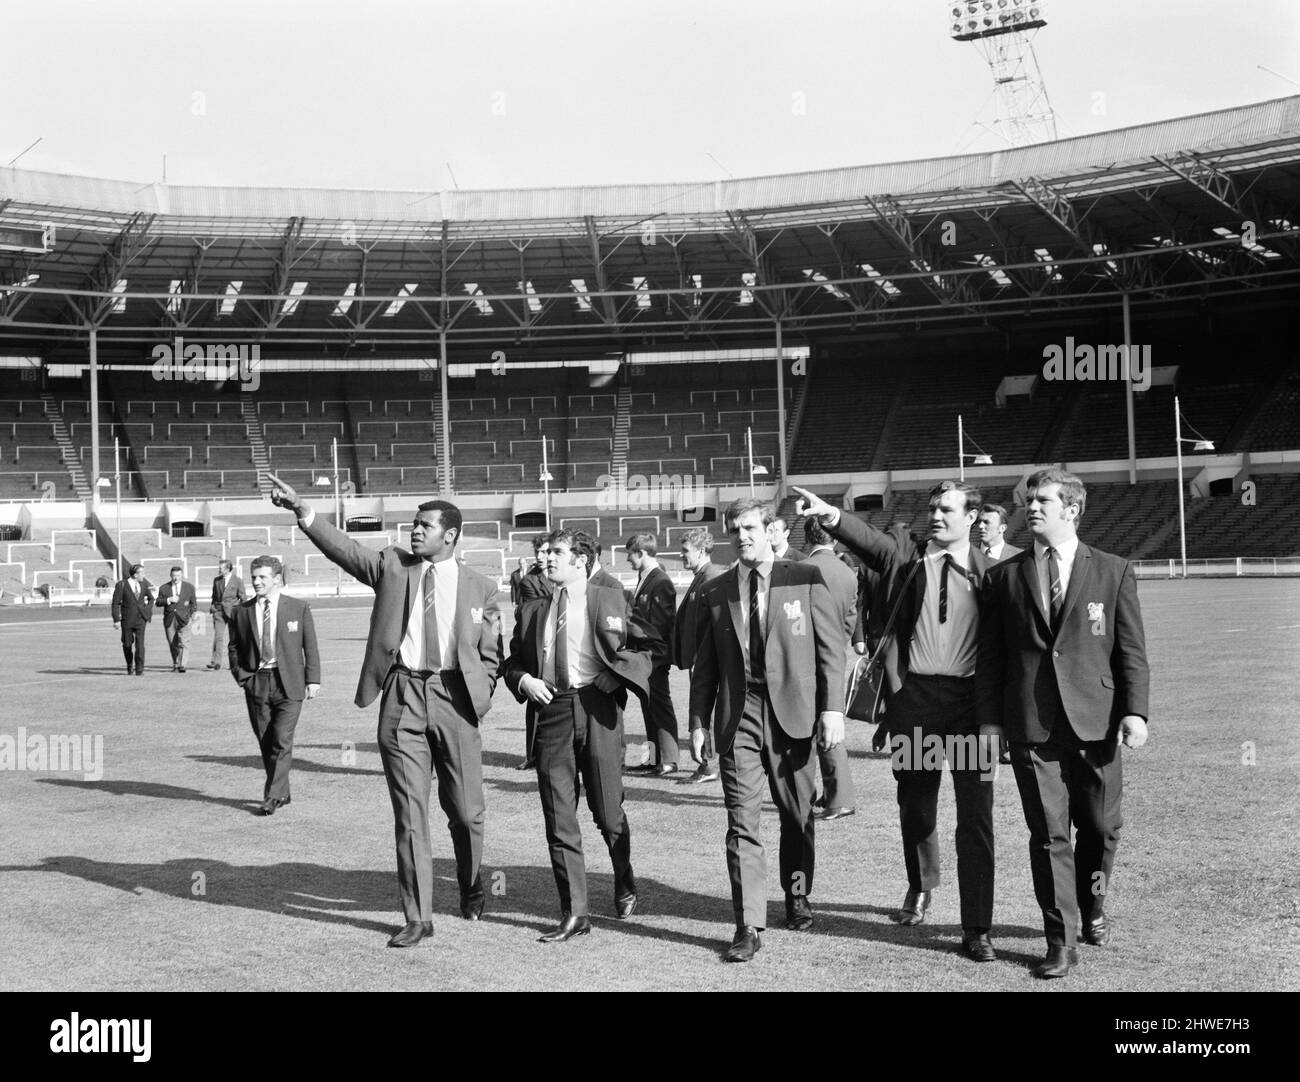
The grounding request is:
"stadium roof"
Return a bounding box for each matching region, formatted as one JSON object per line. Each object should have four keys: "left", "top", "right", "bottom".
{"left": 2, "top": 94, "right": 1299, "bottom": 360}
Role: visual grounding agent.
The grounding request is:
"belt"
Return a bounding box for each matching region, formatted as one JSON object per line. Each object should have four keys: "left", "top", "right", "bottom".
{"left": 393, "top": 663, "right": 461, "bottom": 680}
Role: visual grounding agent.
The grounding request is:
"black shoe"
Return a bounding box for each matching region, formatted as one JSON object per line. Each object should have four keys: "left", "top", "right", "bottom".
{"left": 650, "top": 763, "right": 677, "bottom": 777}
{"left": 961, "top": 932, "right": 997, "bottom": 962}
{"left": 177, "top": 666, "right": 186, "bottom": 673}
{"left": 257, "top": 799, "right": 277, "bottom": 816}
{"left": 724, "top": 926, "right": 762, "bottom": 962}
{"left": 205, "top": 663, "right": 219, "bottom": 670}
{"left": 125, "top": 669, "right": 133, "bottom": 676}
{"left": 816, "top": 806, "right": 856, "bottom": 821}
{"left": 678, "top": 763, "right": 719, "bottom": 784}
{"left": 387, "top": 921, "right": 434, "bottom": 948}
{"left": 538, "top": 913, "right": 591, "bottom": 943}
{"left": 615, "top": 892, "right": 638, "bottom": 919}
{"left": 624, "top": 762, "right": 660, "bottom": 775}
{"left": 785, "top": 896, "right": 814, "bottom": 932}
{"left": 1033, "top": 945, "right": 1078, "bottom": 978}
{"left": 460, "top": 897, "right": 485, "bottom": 921}
{"left": 894, "top": 889, "right": 932, "bottom": 926}
{"left": 1083, "top": 912, "right": 1110, "bottom": 947}
{"left": 516, "top": 758, "right": 535, "bottom": 771}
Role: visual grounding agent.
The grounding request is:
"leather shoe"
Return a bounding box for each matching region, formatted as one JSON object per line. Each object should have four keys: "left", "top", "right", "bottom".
{"left": 387, "top": 921, "right": 434, "bottom": 948}
{"left": 515, "top": 758, "right": 535, "bottom": 771}
{"left": 258, "top": 796, "right": 289, "bottom": 816}
{"left": 1033, "top": 945, "right": 1078, "bottom": 979}
{"left": 678, "top": 764, "right": 719, "bottom": 784}
{"left": 177, "top": 666, "right": 186, "bottom": 673}
{"left": 615, "top": 893, "right": 638, "bottom": 919}
{"left": 894, "top": 889, "right": 932, "bottom": 926}
{"left": 1083, "top": 912, "right": 1110, "bottom": 946}
{"left": 961, "top": 932, "right": 997, "bottom": 962}
{"left": 538, "top": 913, "right": 591, "bottom": 943}
{"left": 205, "top": 663, "right": 219, "bottom": 670}
{"left": 724, "top": 926, "right": 762, "bottom": 962}
{"left": 785, "top": 895, "right": 814, "bottom": 932}
{"left": 460, "top": 896, "right": 485, "bottom": 921}
{"left": 816, "top": 806, "right": 856, "bottom": 821}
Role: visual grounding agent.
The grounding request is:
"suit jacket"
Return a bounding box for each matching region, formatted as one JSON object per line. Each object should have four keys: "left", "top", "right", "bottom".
{"left": 827, "top": 514, "right": 991, "bottom": 695}
{"left": 984, "top": 542, "right": 1024, "bottom": 564}
{"left": 589, "top": 565, "right": 627, "bottom": 596}
{"left": 976, "top": 542, "right": 1150, "bottom": 744}
{"left": 631, "top": 564, "right": 676, "bottom": 668}
{"left": 689, "top": 560, "right": 846, "bottom": 754}
{"left": 807, "top": 548, "right": 860, "bottom": 644}
{"left": 155, "top": 580, "right": 197, "bottom": 627}
{"left": 301, "top": 515, "right": 503, "bottom": 715}
{"left": 503, "top": 583, "right": 659, "bottom": 708}
{"left": 111, "top": 579, "right": 154, "bottom": 628}
{"left": 228, "top": 593, "right": 322, "bottom": 701}
{"left": 210, "top": 573, "right": 244, "bottom": 618}
{"left": 516, "top": 566, "right": 555, "bottom": 605}
{"left": 673, "top": 561, "right": 724, "bottom": 669}
{"left": 773, "top": 545, "right": 805, "bottom": 562}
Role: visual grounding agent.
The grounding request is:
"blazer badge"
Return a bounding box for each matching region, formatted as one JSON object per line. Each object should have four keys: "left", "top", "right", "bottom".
{"left": 286, "top": 620, "right": 299, "bottom": 632}
{"left": 605, "top": 615, "right": 624, "bottom": 631}
{"left": 783, "top": 600, "right": 803, "bottom": 620}
{"left": 470, "top": 607, "right": 484, "bottom": 624}
{"left": 1087, "top": 602, "right": 1104, "bottom": 620}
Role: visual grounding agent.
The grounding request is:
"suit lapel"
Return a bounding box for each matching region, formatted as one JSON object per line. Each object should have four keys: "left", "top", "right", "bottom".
{"left": 452, "top": 568, "right": 469, "bottom": 667}
{"left": 1058, "top": 543, "right": 1092, "bottom": 632}
{"left": 1019, "top": 550, "right": 1051, "bottom": 635}
{"left": 725, "top": 568, "right": 745, "bottom": 654}
{"left": 765, "top": 561, "right": 787, "bottom": 635}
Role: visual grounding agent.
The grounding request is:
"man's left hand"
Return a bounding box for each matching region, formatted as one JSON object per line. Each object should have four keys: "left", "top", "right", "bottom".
{"left": 593, "top": 670, "right": 620, "bottom": 695}
{"left": 305, "top": 683, "right": 320, "bottom": 700}
{"left": 817, "top": 710, "right": 845, "bottom": 750}
{"left": 1119, "top": 715, "right": 1148, "bottom": 748}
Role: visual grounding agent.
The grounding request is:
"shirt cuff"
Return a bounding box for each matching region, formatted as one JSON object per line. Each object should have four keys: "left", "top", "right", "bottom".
{"left": 299, "top": 509, "right": 315, "bottom": 528}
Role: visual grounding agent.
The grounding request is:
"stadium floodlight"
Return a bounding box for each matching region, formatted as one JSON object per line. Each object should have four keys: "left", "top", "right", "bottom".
{"left": 950, "top": 0, "right": 1044, "bottom": 40}
{"left": 0, "top": 223, "right": 54, "bottom": 254}
{"left": 957, "top": 414, "right": 993, "bottom": 480}
{"left": 1173, "top": 395, "right": 1216, "bottom": 579}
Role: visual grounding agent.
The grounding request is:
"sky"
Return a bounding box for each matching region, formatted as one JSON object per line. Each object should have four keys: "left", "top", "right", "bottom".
{"left": 3, "top": 0, "right": 1299, "bottom": 193}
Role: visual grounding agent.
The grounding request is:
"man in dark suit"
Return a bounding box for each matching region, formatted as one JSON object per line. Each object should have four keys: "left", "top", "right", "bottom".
{"left": 624, "top": 532, "right": 679, "bottom": 776}
{"left": 111, "top": 563, "right": 154, "bottom": 675}
{"left": 207, "top": 559, "right": 244, "bottom": 670}
{"left": 690, "top": 498, "right": 846, "bottom": 962}
{"left": 795, "top": 482, "right": 998, "bottom": 964}
{"left": 155, "top": 566, "right": 197, "bottom": 673}
{"left": 978, "top": 504, "right": 1023, "bottom": 563}
{"left": 675, "top": 527, "right": 724, "bottom": 784}
{"left": 268, "top": 474, "right": 503, "bottom": 949}
{"left": 504, "top": 527, "right": 660, "bottom": 943}
{"left": 803, "top": 518, "right": 862, "bottom": 821}
{"left": 227, "top": 555, "right": 320, "bottom": 815}
{"left": 581, "top": 533, "right": 627, "bottom": 595}
{"left": 768, "top": 516, "right": 805, "bottom": 562}
{"left": 513, "top": 535, "right": 553, "bottom": 770}
{"left": 977, "top": 468, "right": 1150, "bottom": 979}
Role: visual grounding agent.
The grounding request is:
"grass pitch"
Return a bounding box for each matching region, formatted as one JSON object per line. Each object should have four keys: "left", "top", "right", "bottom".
{"left": 0, "top": 578, "right": 1296, "bottom": 991}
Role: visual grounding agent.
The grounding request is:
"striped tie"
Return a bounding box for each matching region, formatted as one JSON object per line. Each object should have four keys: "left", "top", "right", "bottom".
{"left": 553, "top": 588, "right": 570, "bottom": 691}
{"left": 260, "top": 599, "right": 275, "bottom": 665}
{"left": 423, "top": 564, "right": 439, "bottom": 671}
{"left": 1046, "top": 547, "right": 1064, "bottom": 631}
{"left": 748, "top": 569, "right": 765, "bottom": 683}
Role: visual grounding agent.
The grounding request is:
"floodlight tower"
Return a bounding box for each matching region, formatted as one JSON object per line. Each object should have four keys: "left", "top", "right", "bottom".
{"left": 949, "top": 0, "right": 1058, "bottom": 146}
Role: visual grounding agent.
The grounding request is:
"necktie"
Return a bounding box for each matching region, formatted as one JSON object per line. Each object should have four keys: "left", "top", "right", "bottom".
{"left": 748, "top": 569, "right": 765, "bottom": 682}
{"left": 983, "top": 545, "right": 993, "bottom": 557}
{"left": 1046, "top": 547, "right": 1064, "bottom": 630}
{"left": 554, "top": 588, "right": 570, "bottom": 691}
{"left": 423, "top": 564, "right": 440, "bottom": 671}
{"left": 261, "top": 599, "right": 275, "bottom": 665}
{"left": 939, "top": 554, "right": 953, "bottom": 624}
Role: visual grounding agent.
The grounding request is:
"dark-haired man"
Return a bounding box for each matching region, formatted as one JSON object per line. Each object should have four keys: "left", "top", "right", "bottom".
{"left": 513, "top": 534, "right": 554, "bottom": 769}
{"left": 977, "top": 469, "right": 1149, "bottom": 979}
{"left": 795, "top": 481, "right": 998, "bottom": 964}
{"left": 228, "top": 555, "right": 320, "bottom": 815}
{"left": 207, "top": 559, "right": 244, "bottom": 670}
{"left": 268, "top": 474, "right": 503, "bottom": 948}
{"left": 675, "top": 528, "right": 724, "bottom": 784}
{"left": 690, "top": 498, "right": 845, "bottom": 962}
{"left": 625, "top": 532, "right": 679, "bottom": 776}
{"left": 111, "top": 563, "right": 154, "bottom": 675}
{"left": 504, "top": 527, "right": 660, "bottom": 942}
{"left": 155, "top": 565, "right": 197, "bottom": 673}
{"left": 977, "top": 504, "right": 1022, "bottom": 564}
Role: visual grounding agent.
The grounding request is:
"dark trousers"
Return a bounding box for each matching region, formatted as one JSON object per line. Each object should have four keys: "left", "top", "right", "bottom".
{"left": 210, "top": 613, "right": 229, "bottom": 667}
{"left": 534, "top": 686, "right": 635, "bottom": 917}
{"left": 163, "top": 619, "right": 190, "bottom": 667}
{"left": 1011, "top": 721, "right": 1122, "bottom": 947}
{"left": 816, "top": 739, "right": 857, "bottom": 809}
{"left": 377, "top": 669, "right": 486, "bottom": 923}
{"left": 120, "top": 623, "right": 146, "bottom": 673}
{"left": 888, "top": 674, "right": 994, "bottom": 933}
{"left": 524, "top": 701, "right": 537, "bottom": 762}
{"left": 719, "top": 686, "right": 816, "bottom": 930}
{"left": 643, "top": 664, "right": 679, "bottom": 766}
{"left": 244, "top": 669, "right": 303, "bottom": 803}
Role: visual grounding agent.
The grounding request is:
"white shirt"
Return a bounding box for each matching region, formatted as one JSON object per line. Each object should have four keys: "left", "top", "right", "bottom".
{"left": 736, "top": 559, "right": 773, "bottom": 679}
{"left": 254, "top": 590, "right": 281, "bottom": 668}
{"left": 129, "top": 579, "right": 140, "bottom": 597}
{"left": 983, "top": 540, "right": 1007, "bottom": 560}
{"left": 542, "top": 577, "right": 602, "bottom": 689}
{"left": 909, "top": 541, "right": 978, "bottom": 678}
{"left": 1034, "top": 535, "right": 1079, "bottom": 612}
{"left": 400, "top": 557, "right": 460, "bottom": 671}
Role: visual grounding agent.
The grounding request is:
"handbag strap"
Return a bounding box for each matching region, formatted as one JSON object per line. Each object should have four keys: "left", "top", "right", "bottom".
{"left": 867, "top": 553, "right": 925, "bottom": 666}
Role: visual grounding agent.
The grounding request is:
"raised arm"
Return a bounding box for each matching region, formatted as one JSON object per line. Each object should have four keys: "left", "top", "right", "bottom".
{"left": 268, "top": 472, "right": 383, "bottom": 587}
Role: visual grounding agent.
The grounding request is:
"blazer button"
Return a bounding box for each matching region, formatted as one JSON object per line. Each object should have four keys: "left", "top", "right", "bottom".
{"left": 1052, "top": 650, "right": 1061, "bottom": 658}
